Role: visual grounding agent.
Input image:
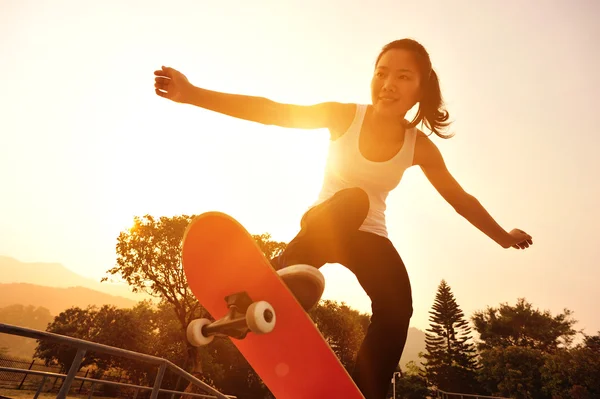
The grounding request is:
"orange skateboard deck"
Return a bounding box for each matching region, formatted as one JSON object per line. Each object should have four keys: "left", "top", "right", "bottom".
{"left": 181, "top": 211, "right": 365, "bottom": 399}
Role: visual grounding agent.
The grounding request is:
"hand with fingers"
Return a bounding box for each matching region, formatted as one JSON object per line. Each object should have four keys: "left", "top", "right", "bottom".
{"left": 154, "top": 66, "right": 193, "bottom": 103}
{"left": 504, "top": 228, "right": 533, "bottom": 250}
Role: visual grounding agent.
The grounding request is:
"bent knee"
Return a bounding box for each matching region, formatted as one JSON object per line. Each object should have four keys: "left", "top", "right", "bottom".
{"left": 340, "top": 187, "right": 370, "bottom": 218}
{"left": 345, "top": 187, "right": 369, "bottom": 206}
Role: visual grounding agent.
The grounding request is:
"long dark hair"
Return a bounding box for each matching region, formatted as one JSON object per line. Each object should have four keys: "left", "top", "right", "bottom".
{"left": 376, "top": 39, "right": 453, "bottom": 139}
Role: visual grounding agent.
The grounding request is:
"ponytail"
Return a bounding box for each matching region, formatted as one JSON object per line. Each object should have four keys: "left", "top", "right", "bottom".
{"left": 408, "top": 69, "right": 453, "bottom": 138}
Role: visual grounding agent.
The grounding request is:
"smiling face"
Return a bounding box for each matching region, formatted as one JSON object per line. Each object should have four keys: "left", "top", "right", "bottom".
{"left": 371, "top": 48, "right": 423, "bottom": 119}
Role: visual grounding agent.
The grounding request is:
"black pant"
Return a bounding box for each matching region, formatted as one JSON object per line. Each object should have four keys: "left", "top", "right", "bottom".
{"left": 270, "top": 187, "right": 413, "bottom": 399}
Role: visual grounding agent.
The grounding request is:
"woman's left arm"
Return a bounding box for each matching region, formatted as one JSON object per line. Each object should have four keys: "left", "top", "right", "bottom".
{"left": 414, "top": 135, "right": 532, "bottom": 250}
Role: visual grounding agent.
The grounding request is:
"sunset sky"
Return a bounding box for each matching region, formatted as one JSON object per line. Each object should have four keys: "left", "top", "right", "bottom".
{"left": 1, "top": 0, "right": 599, "bottom": 337}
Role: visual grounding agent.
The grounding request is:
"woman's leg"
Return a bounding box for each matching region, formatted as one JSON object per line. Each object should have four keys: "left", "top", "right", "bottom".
{"left": 341, "top": 232, "right": 414, "bottom": 399}
{"left": 270, "top": 187, "right": 369, "bottom": 270}
{"left": 269, "top": 187, "right": 412, "bottom": 398}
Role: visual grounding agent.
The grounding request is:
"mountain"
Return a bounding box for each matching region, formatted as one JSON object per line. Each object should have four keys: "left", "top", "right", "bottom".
{"left": 400, "top": 327, "right": 426, "bottom": 370}
{"left": 0, "top": 283, "right": 140, "bottom": 360}
{"left": 0, "top": 256, "right": 151, "bottom": 302}
{"left": 0, "top": 283, "right": 138, "bottom": 316}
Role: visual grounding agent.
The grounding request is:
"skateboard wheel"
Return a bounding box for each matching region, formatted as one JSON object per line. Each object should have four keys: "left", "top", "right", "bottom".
{"left": 246, "top": 301, "right": 276, "bottom": 334}
{"left": 186, "top": 318, "right": 214, "bottom": 346}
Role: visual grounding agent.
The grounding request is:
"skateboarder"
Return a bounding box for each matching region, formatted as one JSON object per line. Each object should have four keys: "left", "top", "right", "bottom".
{"left": 154, "top": 38, "right": 533, "bottom": 399}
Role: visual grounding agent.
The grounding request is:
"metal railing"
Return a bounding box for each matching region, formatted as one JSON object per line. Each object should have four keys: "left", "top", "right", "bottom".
{"left": 0, "top": 323, "right": 235, "bottom": 399}
{"left": 437, "top": 389, "right": 511, "bottom": 399}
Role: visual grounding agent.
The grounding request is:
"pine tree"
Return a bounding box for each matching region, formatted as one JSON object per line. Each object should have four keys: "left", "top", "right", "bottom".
{"left": 422, "top": 279, "right": 479, "bottom": 393}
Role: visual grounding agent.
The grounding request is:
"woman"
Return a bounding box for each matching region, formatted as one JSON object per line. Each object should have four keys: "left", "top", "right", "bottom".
{"left": 154, "top": 38, "right": 533, "bottom": 399}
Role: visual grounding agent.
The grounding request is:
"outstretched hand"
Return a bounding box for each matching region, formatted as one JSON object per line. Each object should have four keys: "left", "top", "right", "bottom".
{"left": 154, "top": 66, "right": 192, "bottom": 103}
{"left": 505, "top": 228, "right": 533, "bottom": 250}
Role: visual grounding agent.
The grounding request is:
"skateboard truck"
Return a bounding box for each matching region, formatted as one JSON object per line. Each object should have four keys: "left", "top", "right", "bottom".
{"left": 187, "top": 292, "right": 276, "bottom": 346}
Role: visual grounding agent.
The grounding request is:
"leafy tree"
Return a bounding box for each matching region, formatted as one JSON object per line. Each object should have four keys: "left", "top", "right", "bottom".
{"left": 392, "top": 362, "right": 429, "bottom": 399}
{"left": 152, "top": 299, "right": 271, "bottom": 399}
{"left": 34, "top": 303, "right": 157, "bottom": 375}
{"left": 251, "top": 232, "right": 286, "bottom": 260}
{"left": 393, "top": 374, "right": 429, "bottom": 399}
{"left": 471, "top": 298, "right": 577, "bottom": 353}
{"left": 472, "top": 298, "right": 581, "bottom": 399}
{"left": 541, "top": 331, "right": 600, "bottom": 398}
{"left": 308, "top": 300, "right": 370, "bottom": 371}
{"left": 422, "top": 280, "right": 479, "bottom": 393}
{"left": 92, "top": 302, "right": 158, "bottom": 384}
{"left": 102, "top": 214, "right": 212, "bottom": 377}
{"left": 477, "top": 346, "right": 548, "bottom": 399}
{"left": 34, "top": 306, "right": 97, "bottom": 372}
{"left": 404, "top": 360, "right": 425, "bottom": 377}
{"left": 583, "top": 331, "right": 600, "bottom": 352}
{"left": 103, "top": 214, "right": 285, "bottom": 397}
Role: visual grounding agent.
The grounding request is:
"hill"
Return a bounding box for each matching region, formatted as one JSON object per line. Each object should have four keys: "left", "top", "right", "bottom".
{"left": 401, "top": 327, "right": 426, "bottom": 370}
{"left": 0, "top": 256, "right": 151, "bottom": 302}
{"left": 0, "top": 282, "right": 139, "bottom": 360}
{"left": 0, "top": 283, "right": 138, "bottom": 316}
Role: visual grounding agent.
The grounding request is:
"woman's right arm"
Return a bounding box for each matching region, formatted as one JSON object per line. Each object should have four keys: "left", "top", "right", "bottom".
{"left": 185, "top": 86, "right": 343, "bottom": 129}
{"left": 155, "top": 66, "right": 352, "bottom": 132}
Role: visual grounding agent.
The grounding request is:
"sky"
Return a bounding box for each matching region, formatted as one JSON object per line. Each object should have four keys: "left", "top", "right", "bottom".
{"left": 1, "top": 0, "right": 599, "bottom": 338}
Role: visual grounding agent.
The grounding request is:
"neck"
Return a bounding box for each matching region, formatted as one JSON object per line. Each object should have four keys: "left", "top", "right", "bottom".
{"left": 370, "top": 109, "right": 407, "bottom": 133}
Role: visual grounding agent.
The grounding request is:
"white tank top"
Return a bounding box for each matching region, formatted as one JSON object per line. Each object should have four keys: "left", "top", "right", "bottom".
{"left": 310, "top": 104, "right": 417, "bottom": 238}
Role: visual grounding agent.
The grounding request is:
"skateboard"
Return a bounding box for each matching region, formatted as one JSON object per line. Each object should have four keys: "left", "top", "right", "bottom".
{"left": 181, "top": 211, "right": 365, "bottom": 399}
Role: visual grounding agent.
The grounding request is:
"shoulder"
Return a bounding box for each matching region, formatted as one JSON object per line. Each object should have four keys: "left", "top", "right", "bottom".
{"left": 329, "top": 103, "right": 364, "bottom": 140}
{"left": 412, "top": 128, "right": 442, "bottom": 167}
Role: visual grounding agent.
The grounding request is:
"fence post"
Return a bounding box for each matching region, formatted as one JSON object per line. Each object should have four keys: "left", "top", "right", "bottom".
{"left": 33, "top": 375, "right": 47, "bottom": 399}
{"left": 57, "top": 348, "right": 86, "bottom": 399}
{"left": 150, "top": 362, "right": 167, "bottom": 399}
{"left": 17, "top": 359, "right": 35, "bottom": 390}
{"left": 79, "top": 369, "right": 89, "bottom": 393}
{"left": 170, "top": 375, "right": 181, "bottom": 399}
{"left": 87, "top": 382, "right": 95, "bottom": 399}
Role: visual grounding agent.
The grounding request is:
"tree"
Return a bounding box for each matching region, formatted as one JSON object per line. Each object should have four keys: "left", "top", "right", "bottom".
{"left": 251, "top": 233, "right": 286, "bottom": 260}
{"left": 393, "top": 374, "right": 429, "bottom": 399}
{"left": 392, "top": 361, "right": 429, "bottom": 399}
{"left": 151, "top": 299, "right": 271, "bottom": 399}
{"left": 471, "top": 298, "right": 580, "bottom": 399}
{"left": 91, "top": 301, "right": 159, "bottom": 384}
{"left": 34, "top": 303, "right": 157, "bottom": 376}
{"left": 541, "top": 331, "right": 600, "bottom": 399}
{"left": 471, "top": 298, "right": 577, "bottom": 353}
{"left": 477, "top": 346, "right": 548, "bottom": 399}
{"left": 308, "top": 300, "right": 370, "bottom": 371}
{"left": 102, "top": 214, "right": 212, "bottom": 378}
{"left": 102, "top": 214, "right": 286, "bottom": 397}
{"left": 422, "top": 280, "right": 479, "bottom": 393}
{"left": 583, "top": 331, "right": 600, "bottom": 352}
{"left": 35, "top": 306, "right": 97, "bottom": 372}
